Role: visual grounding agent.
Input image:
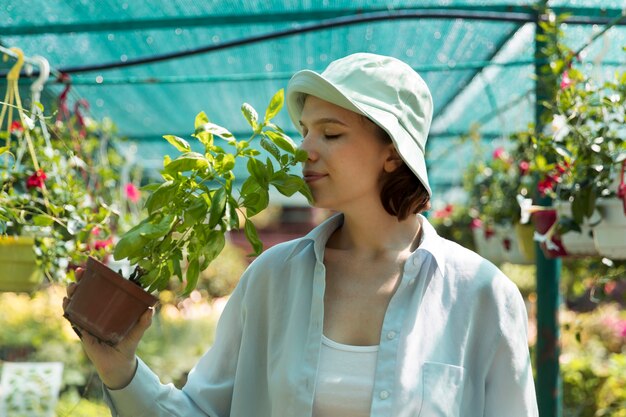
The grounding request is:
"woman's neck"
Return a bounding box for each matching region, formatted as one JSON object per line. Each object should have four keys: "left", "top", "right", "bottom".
{"left": 327, "top": 208, "right": 422, "bottom": 257}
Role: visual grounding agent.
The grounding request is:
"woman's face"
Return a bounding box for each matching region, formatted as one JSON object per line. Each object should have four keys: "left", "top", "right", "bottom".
{"left": 299, "top": 95, "right": 396, "bottom": 212}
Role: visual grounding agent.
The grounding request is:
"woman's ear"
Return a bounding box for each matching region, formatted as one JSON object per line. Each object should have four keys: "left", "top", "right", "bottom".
{"left": 383, "top": 146, "right": 404, "bottom": 173}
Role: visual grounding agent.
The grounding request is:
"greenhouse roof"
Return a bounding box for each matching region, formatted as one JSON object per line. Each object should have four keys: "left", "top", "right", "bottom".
{"left": 2, "top": 0, "right": 625, "bottom": 205}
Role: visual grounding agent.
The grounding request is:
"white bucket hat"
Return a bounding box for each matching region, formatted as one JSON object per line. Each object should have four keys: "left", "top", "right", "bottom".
{"left": 286, "top": 52, "right": 434, "bottom": 196}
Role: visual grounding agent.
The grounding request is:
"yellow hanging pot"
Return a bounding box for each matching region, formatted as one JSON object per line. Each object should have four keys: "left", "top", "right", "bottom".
{"left": 0, "top": 236, "right": 43, "bottom": 292}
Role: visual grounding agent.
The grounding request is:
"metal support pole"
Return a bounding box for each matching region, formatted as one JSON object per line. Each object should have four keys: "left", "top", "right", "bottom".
{"left": 534, "top": 6, "right": 562, "bottom": 417}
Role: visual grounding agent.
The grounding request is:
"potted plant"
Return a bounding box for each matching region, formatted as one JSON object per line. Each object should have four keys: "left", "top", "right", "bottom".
{"left": 535, "top": 66, "right": 626, "bottom": 259}
{"left": 463, "top": 132, "right": 536, "bottom": 265}
{"left": 63, "top": 89, "right": 312, "bottom": 345}
{"left": 1, "top": 55, "right": 117, "bottom": 291}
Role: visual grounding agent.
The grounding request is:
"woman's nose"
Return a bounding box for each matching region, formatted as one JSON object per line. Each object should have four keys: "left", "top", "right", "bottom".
{"left": 299, "top": 134, "right": 319, "bottom": 161}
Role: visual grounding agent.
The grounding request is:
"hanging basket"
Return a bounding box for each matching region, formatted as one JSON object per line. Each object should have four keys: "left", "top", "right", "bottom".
{"left": 555, "top": 201, "right": 599, "bottom": 257}
{"left": 593, "top": 162, "right": 626, "bottom": 260}
{"left": 593, "top": 199, "right": 626, "bottom": 259}
{"left": 0, "top": 236, "right": 43, "bottom": 293}
{"left": 494, "top": 224, "right": 534, "bottom": 265}
{"left": 472, "top": 226, "right": 506, "bottom": 265}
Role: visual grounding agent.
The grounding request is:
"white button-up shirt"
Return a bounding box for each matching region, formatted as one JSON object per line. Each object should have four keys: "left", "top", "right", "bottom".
{"left": 106, "top": 214, "right": 538, "bottom": 417}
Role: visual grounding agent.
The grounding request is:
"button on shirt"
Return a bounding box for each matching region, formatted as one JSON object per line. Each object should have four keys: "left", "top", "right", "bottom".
{"left": 105, "top": 213, "right": 539, "bottom": 417}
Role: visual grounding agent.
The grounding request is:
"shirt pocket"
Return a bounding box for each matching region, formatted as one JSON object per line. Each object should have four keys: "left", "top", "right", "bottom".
{"left": 418, "top": 361, "right": 465, "bottom": 417}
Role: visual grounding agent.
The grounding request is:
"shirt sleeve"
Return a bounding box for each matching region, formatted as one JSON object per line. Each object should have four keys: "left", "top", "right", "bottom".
{"left": 103, "top": 275, "right": 248, "bottom": 417}
{"left": 484, "top": 284, "right": 539, "bottom": 417}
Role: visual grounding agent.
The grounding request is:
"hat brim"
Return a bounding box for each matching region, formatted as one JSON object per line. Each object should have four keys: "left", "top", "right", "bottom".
{"left": 286, "top": 70, "right": 432, "bottom": 196}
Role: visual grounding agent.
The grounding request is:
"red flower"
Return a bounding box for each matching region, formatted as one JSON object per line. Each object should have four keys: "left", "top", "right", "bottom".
{"left": 124, "top": 183, "right": 140, "bottom": 203}
{"left": 518, "top": 161, "right": 530, "bottom": 176}
{"left": 10, "top": 120, "right": 23, "bottom": 132}
{"left": 560, "top": 71, "right": 572, "bottom": 90}
{"left": 26, "top": 169, "right": 47, "bottom": 189}
{"left": 537, "top": 177, "right": 554, "bottom": 196}
{"left": 503, "top": 238, "right": 511, "bottom": 251}
{"left": 433, "top": 204, "right": 454, "bottom": 219}
{"left": 484, "top": 227, "right": 495, "bottom": 239}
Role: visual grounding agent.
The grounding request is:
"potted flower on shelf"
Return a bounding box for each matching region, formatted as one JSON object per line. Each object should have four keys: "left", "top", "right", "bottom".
{"left": 535, "top": 67, "right": 626, "bottom": 259}
{"left": 63, "top": 89, "right": 312, "bottom": 345}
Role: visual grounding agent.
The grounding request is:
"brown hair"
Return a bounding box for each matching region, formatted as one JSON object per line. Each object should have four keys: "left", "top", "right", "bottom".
{"left": 363, "top": 117, "right": 431, "bottom": 220}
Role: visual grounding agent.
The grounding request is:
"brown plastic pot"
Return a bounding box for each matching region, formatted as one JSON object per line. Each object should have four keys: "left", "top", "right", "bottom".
{"left": 63, "top": 256, "right": 158, "bottom": 346}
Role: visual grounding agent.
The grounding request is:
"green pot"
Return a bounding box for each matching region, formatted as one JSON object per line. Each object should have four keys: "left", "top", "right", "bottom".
{"left": 0, "top": 236, "right": 43, "bottom": 293}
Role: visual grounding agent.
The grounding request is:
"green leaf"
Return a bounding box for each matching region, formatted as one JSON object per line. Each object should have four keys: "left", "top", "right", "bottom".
{"left": 165, "top": 152, "right": 209, "bottom": 173}
{"left": 244, "top": 218, "right": 263, "bottom": 256}
{"left": 295, "top": 149, "right": 308, "bottom": 163}
{"left": 183, "top": 257, "right": 200, "bottom": 296}
{"left": 203, "top": 230, "right": 226, "bottom": 266}
{"left": 245, "top": 188, "right": 269, "bottom": 217}
{"left": 194, "top": 111, "right": 209, "bottom": 131}
{"left": 270, "top": 172, "right": 304, "bottom": 196}
{"left": 163, "top": 135, "right": 191, "bottom": 152}
{"left": 264, "top": 89, "right": 284, "bottom": 123}
{"left": 208, "top": 187, "right": 227, "bottom": 228}
{"left": 144, "top": 180, "right": 177, "bottom": 213}
{"left": 200, "top": 123, "right": 235, "bottom": 142}
{"left": 260, "top": 137, "right": 281, "bottom": 161}
{"left": 32, "top": 214, "right": 54, "bottom": 227}
{"left": 264, "top": 130, "right": 296, "bottom": 154}
{"left": 0, "top": 146, "right": 11, "bottom": 156}
{"left": 114, "top": 227, "right": 150, "bottom": 260}
{"left": 247, "top": 158, "right": 269, "bottom": 187}
{"left": 241, "top": 103, "right": 259, "bottom": 131}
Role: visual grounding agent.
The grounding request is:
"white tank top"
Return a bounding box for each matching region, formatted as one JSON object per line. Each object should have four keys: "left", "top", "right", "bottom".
{"left": 312, "top": 335, "right": 379, "bottom": 417}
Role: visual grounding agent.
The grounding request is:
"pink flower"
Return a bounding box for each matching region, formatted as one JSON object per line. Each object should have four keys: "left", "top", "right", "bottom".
{"left": 560, "top": 71, "right": 572, "bottom": 90}
{"left": 124, "top": 183, "right": 140, "bottom": 203}
{"left": 94, "top": 237, "right": 113, "bottom": 251}
{"left": 492, "top": 147, "right": 506, "bottom": 160}
{"left": 26, "top": 169, "right": 47, "bottom": 189}
{"left": 518, "top": 161, "right": 530, "bottom": 176}
{"left": 470, "top": 218, "right": 482, "bottom": 230}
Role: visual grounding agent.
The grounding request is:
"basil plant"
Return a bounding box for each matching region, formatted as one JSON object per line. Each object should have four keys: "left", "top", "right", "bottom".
{"left": 113, "top": 89, "right": 312, "bottom": 295}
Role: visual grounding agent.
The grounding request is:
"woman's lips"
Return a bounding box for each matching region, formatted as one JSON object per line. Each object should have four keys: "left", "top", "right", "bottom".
{"left": 303, "top": 172, "right": 327, "bottom": 183}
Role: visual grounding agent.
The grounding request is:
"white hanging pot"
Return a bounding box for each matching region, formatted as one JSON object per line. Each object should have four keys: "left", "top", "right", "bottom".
{"left": 555, "top": 200, "right": 599, "bottom": 256}
{"left": 494, "top": 224, "right": 533, "bottom": 265}
{"left": 593, "top": 162, "right": 626, "bottom": 260}
{"left": 472, "top": 226, "right": 506, "bottom": 265}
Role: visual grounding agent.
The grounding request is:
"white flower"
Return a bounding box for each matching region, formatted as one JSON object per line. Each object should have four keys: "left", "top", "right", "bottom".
{"left": 548, "top": 114, "right": 570, "bottom": 142}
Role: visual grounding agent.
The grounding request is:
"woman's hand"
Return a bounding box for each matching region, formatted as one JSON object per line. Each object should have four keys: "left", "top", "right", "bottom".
{"left": 63, "top": 268, "right": 154, "bottom": 390}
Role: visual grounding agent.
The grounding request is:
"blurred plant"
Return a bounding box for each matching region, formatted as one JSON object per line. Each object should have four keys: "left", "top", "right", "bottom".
{"left": 463, "top": 129, "right": 537, "bottom": 229}
{"left": 560, "top": 303, "right": 626, "bottom": 416}
{"left": 429, "top": 203, "right": 476, "bottom": 252}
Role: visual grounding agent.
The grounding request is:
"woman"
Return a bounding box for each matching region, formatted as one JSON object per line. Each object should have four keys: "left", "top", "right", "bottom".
{"left": 65, "top": 53, "right": 538, "bottom": 417}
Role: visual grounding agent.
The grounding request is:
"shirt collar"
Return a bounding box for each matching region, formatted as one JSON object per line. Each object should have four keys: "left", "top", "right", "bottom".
{"left": 413, "top": 214, "right": 446, "bottom": 271}
{"left": 296, "top": 212, "right": 446, "bottom": 272}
